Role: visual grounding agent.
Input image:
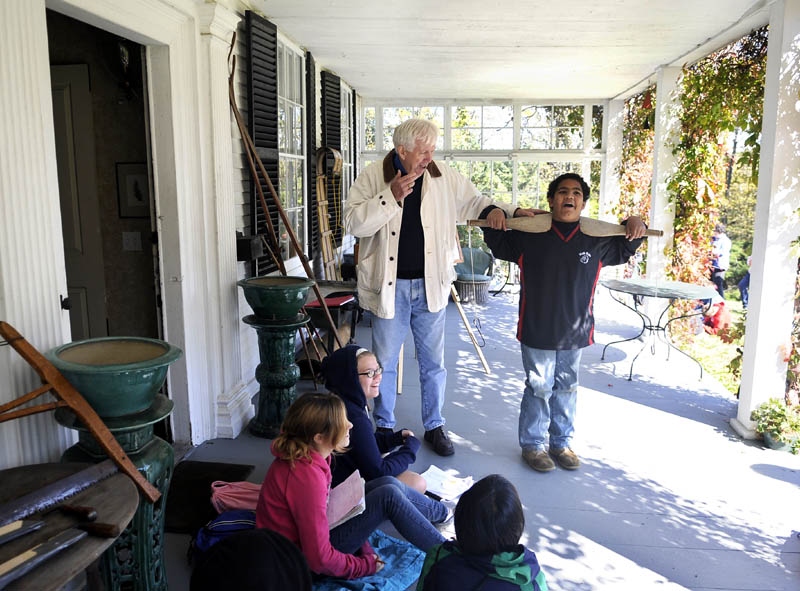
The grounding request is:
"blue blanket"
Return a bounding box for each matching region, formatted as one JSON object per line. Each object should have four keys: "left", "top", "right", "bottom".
{"left": 313, "top": 530, "right": 426, "bottom": 591}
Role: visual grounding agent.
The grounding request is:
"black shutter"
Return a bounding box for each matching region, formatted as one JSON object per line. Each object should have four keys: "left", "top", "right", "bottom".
{"left": 246, "top": 11, "right": 280, "bottom": 277}
{"left": 306, "top": 52, "right": 319, "bottom": 260}
{"left": 321, "top": 71, "right": 342, "bottom": 245}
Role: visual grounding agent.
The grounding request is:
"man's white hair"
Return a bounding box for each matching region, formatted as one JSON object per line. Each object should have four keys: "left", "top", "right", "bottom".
{"left": 393, "top": 118, "right": 438, "bottom": 151}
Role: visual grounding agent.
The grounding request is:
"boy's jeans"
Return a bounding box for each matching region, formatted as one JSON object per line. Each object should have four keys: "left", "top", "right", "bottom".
{"left": 519, "top": 345, "right": 582, "bottom": 451}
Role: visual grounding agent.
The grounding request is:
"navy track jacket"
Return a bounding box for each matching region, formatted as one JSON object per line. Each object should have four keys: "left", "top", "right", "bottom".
{"left": 481, "top": 206, "right": 644, "bottom": 351}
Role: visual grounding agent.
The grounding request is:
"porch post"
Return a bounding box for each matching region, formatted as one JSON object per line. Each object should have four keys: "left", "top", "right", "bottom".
{"left": 646, "top": 67, "right": 681, "bottom": 281}
{"left": 600, "top": 99, "right": 624, "bottom": 222}
{"left": 0, "top": 0, "right": 77, "bottom": 467}
{"left": 732, "top": 0, "right": 800, "bottom": 439}
{"left": 197, "top": 5, "right": 255, "bottom": 438}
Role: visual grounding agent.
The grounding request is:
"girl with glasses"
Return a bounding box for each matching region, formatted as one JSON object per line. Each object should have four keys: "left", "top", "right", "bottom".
{"left": 321, "top": 346, "right": 450, "bottom": 520}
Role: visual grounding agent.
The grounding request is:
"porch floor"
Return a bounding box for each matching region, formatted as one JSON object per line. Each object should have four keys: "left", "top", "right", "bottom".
{"left": 164, "top": 287, "right": 800, "bottom": 591}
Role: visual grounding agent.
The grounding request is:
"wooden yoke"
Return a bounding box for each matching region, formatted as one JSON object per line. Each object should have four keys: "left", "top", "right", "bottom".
{"left": 0, "top": 322, "right": 161, "bottom": 503}
{"left": 468, "top": 214, "right": 663, "bottom": 237}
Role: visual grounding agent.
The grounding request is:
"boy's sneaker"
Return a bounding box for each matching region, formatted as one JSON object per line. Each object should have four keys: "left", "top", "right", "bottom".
{"left": 549, "top": 447, "right": 580, "bottom": 470}
{"left": 521, "top": 449, "right": 555, "bottom": 472}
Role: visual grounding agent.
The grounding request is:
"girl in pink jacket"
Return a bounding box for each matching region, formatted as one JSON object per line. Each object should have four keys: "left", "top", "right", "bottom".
{"left": 256, "top": 392, "right": 445, "bottom": 580}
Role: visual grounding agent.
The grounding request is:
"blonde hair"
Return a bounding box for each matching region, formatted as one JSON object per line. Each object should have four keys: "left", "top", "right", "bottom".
{"left": 393, "top": 118, "right": 438, "bottom": 151}
{"left": 272, "top": 393, "right": 349, "bottom": 466}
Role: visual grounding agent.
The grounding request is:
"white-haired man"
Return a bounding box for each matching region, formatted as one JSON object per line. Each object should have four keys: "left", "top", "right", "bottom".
{"left": 344, "top": 118, "right": 532, "bottom": 456}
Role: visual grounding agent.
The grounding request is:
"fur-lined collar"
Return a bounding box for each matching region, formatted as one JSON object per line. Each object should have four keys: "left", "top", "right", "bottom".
{"left": 382, "top": 149, "right": 441, "bottom": 183}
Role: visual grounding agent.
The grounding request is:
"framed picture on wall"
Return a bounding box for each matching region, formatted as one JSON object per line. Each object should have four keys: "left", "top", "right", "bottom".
{"left": 116, "top": 162, "right": 150, "bottom": 218}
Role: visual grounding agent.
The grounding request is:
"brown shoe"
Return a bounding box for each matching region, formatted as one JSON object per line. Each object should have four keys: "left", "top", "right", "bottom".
{"left": 522, "top": 449, "right": 555, "bottom": 472}
{"left": 549, "top": 447, "right": 580, "bottom": 470}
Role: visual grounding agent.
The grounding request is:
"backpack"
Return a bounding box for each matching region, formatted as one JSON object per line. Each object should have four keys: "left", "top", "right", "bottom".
{"left": 188, "top": 509, "right": 256, "bottom": 565}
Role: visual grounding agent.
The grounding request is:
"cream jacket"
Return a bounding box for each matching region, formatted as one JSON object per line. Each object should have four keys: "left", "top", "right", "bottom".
{"left": 343, "top": 152, "right": 516, "bottom": 318}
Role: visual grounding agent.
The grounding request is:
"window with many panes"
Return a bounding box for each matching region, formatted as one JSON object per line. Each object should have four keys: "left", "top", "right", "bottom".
{"left": 277, "top": 39, "right": 306, "bottom": 261}
{"left": 359, "top": 102, "right": 605, "bottom": 215}
{"left": 341, "top": 85, "right": 354, "bottom": 206}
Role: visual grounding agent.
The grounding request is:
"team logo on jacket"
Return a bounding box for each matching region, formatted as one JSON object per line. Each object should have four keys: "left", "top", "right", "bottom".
{"left": 578, "top": 251, "right": 592, "bottom": 264}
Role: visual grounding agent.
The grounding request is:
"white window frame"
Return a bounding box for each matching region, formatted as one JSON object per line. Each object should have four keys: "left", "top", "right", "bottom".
{"left": 277, "top": 34, "right": 307, "bottom": 273}
{"left": 360, "top": 100, "right": 606, "bottom": 210}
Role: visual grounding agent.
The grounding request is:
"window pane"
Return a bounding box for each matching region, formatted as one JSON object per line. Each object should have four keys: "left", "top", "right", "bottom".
{"left": 590, "top": 160, "right": 602, "bottom": 194}
{"left": 592, "top": 105, "right": 603, "bottom": 149}
{"left": 278, "top": 100, "right": 287, "bottom": 151}
{"left": 483, "top": 127, "right": 513, "bottom": 149}
{"left": 492, "top": 192, "right": 512, "bottom": 205}
{"left": 555, "top": 127, "right": 583, "bottom": 149}
{"left": 294, "top": 53, "right": 302, "bottom": 104}
{"left": 520, "top": 127, "right": 550, "bottom": 149}
{"left": 452, "top": 128, "right": 481, "bottom": 150}
{"left": 553, "top": 105, "right": 583, "bottom": 127}
{"left": 279, "top": 159, "right": 288, "bottom": 205}
{"left": 492, "top": 161, "right": 513, "bottom": 192}
{"left": 517, "top": 161, "right": 539, "bottom": 194}
{"left": 521, "top": 105, "right": 550, "bottom": 127}
{"left": 417, "top": 106, "right": 444, "bottom": 129}
{"left": 470, "top": 161, "right": 491, "bottom": 194}
{"left": 452, "top": 106, "right": 481, "bottom": 127}
{"left": 277, "top": 44, "right": 285, "bottom": 94}
{"left": 294, "top": 106, "right": 303, "bottom": 155}
{"left": 483, "top": 106, "right": 512, "bottom": 128}
{"left": 296, "top": 162, "right": 304, "bottom": 207}
{"left": 364, "top": 108, "right": 376, "bottom": 150}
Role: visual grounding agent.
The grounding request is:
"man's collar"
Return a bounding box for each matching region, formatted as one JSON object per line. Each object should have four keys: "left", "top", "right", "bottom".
{"left": 393, "top": 152, "right": 407, "bottom": 175}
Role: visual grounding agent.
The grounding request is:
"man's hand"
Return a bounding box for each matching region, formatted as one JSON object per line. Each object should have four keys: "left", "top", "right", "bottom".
{"left": 486, "top": 207, "right": 510, "bottom": 230}
{"left": 625, "top": 216, "right": 646, "bottom": 241}
{"left": 514, "top": 208, "right": 547, "bottom": 217}
{"left": 400, "top": 429, "right": 414, "bottom": 439}
{"left": 373, "top": 555, "right": 385, "bottom": 572}
{"left": 390, "top": 170, "right": 421, "bottom": 203}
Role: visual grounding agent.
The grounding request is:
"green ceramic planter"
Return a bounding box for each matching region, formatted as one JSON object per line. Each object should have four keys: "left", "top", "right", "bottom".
{"left": 238, "top": 275, "right": 314, "bottom": 320}
{"left": 46, "top": 337, "right": 183, "bottom": 418}
{"left": 763, "top": 430, "right": 798, "bottom": 453}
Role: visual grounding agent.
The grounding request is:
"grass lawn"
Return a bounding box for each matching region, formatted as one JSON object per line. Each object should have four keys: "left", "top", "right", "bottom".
{"left": 675, "top": 298, "right": 744, "bottom": 396}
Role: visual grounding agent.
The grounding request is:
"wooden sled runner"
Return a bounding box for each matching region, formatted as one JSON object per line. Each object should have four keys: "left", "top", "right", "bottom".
{"left": 0, "top": 321, "right": 161, "bottom": 503}
{"left": 468, "top": 214, "right": 663, "bottom": 237}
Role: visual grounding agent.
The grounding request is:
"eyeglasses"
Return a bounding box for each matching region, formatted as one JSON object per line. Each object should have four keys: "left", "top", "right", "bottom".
{"left": 357, "top": 366, "right": 383, "bottom": 379}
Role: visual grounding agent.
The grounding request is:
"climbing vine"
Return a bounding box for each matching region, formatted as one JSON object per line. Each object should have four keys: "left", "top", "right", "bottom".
{"left": 616, "top": 87, "right": 655, "bottom": 224}
{"left": 665, "top": 27, "right": 768, "bottom": 285}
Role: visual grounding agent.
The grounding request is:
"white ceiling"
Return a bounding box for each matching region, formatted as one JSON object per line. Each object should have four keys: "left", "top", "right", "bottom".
{"left": 253, "top": 0, "right": 771, "bottom": 100}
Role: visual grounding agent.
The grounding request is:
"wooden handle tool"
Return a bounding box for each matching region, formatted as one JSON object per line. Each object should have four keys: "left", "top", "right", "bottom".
{"left": 467, "top": 214, "right": 663, "bottom": 237}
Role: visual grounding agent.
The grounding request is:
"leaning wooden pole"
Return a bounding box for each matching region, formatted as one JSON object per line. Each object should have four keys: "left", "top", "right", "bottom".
{"left": 449, "top": 286, "right": 491, "bottom": 375}
{"left": 227, "top": 34, "right": 343, "bottom": 349}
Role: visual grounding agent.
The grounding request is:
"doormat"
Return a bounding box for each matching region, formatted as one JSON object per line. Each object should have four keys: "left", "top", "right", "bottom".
{"left": 165, "top": 460, "right": 255, "bottom": 534}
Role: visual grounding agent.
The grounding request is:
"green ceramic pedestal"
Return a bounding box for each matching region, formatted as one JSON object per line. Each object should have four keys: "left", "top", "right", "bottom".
{"left": 57, "top": 395, "right": 174, "bottom": 591}
{"left": 243, "top": 313, "right": 310, "bottom": 438}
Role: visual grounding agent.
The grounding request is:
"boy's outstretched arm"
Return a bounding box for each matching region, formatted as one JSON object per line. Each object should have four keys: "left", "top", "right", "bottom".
{"left": 479, "top": 205, "right": 523, "bottom": 263}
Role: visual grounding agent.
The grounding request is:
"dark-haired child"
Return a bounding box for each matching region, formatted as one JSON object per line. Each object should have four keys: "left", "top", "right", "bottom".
{"left": 481, "top": 173, "right": 646, "bottom": 473}
{"left": 416, "top": 474, "right": 548, "bottom": 590}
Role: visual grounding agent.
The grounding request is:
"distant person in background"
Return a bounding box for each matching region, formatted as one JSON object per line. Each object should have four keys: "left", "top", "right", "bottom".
{"left": 703, "top": 294, "right": 733, "bottom": 336}
{"left": 710, "top": 223, "right": 732, "bottom": 298}
{"left": 738, "top": 255, "right": 752, "bottom": 309}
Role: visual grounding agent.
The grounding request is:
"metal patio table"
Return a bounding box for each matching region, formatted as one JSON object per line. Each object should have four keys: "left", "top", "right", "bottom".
{"left": 600, "top": 278, "right": 719, "bottom": 380}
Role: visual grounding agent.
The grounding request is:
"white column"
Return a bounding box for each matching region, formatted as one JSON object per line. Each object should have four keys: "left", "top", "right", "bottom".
{"left": 601, "top": 99, "right": 624, "bottom": 222}
{"left": 198, "top": 4, "right": 254, "bottom": 439}
{"left": 646, "top": 67, "right": 681, "bottom": 281}
{"left": 0, "top": 1, "right": 77, "bottom": 469}
{"left": 732, "top": 0, "right": 800, "bottom": 439}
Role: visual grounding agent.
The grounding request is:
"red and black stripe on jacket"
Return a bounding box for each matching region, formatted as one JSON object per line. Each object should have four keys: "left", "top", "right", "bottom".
{"left": 481, "top": 207, "right": 644, "bottom": 351}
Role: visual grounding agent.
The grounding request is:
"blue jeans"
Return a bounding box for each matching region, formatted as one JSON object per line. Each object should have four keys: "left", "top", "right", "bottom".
{"left": 372, "top": 279, "right": 447, "bottom": 431}
{"left": 330, "top": 476, "right": 445, "bottom": 553}
{"left": 519, "top": 345, "right": 582, "bottom": 451}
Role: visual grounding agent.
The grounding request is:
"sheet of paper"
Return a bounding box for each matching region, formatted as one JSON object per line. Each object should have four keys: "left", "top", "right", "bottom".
{"left": 419, "top": 465, "right": 473, "bottom": 501}
{"left": 327, "top": 470, "right": 365, "bottom": 529}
